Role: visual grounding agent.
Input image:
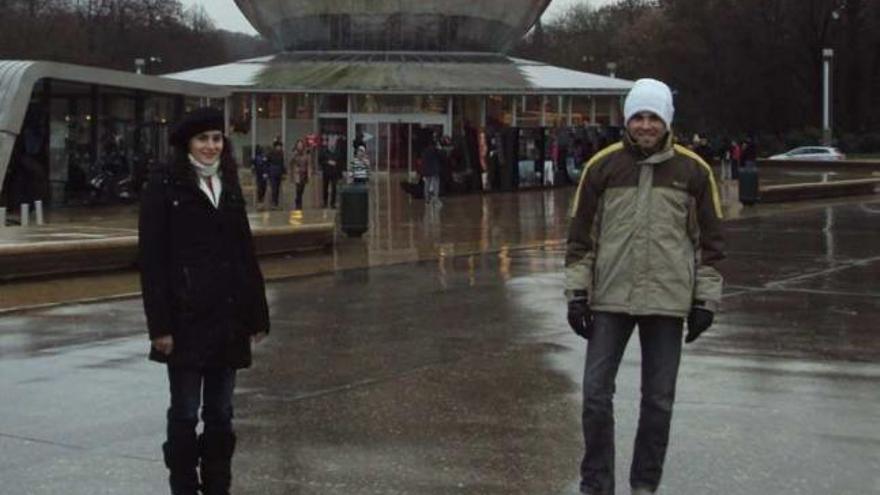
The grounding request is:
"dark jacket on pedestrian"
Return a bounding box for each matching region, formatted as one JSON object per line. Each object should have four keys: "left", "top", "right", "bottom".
{"left": 267, "top": 149, "right": 286, "bottom": 179}
{"left": 252, "top": 151, "right": 269, "bottom": 177}
{"left": 138, "top": 163, "right": 270, "bottom": 369}
{"left": 320, "top": 146, "right": 341, "bottom": 181}
{"left": 421, "top": 145, "right": 443, "bottom": 177}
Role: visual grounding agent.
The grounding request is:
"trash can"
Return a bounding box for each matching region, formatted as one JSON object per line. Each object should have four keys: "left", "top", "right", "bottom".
{"left": 340, "top": 183, "right": 369, "bottom": 237}
{"left": 738, "top": 160, "right": 759, "bottom": 206}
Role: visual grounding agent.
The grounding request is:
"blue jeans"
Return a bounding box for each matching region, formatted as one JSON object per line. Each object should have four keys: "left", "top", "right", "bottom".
{"left": 423, "top": 176, "right": 439, "bottom": 203}
{"left": 167, "top": 366, "right": 236, "bottom": 439}
{"left": 580, "top": 312, "right": 684, "bottom": 494}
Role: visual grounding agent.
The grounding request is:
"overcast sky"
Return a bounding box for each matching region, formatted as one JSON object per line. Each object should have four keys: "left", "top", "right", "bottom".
{"left": 180, "top": 0, "right": 612, "bottom": 35}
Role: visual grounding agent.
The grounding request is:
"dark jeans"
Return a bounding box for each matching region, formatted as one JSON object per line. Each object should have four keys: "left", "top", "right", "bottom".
{"left": 322, "top": 178, "right": 337, "bottom": 208}
{"left": 167, "top": 366, "right": 236, "bottom": 440}
{"left": 580, "top": 312, "right": 684, "bottom": 495}
{"left": 255, "top": 174, "right": 268, "bottom": 203}
{"left": 269, "top": 177, "right": 282, "bottom": 207}
{"left": 294, "top": 182, "right": 306, "bottom": 210}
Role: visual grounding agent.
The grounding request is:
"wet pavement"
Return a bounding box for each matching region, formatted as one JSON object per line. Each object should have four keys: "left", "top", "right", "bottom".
{"left": 1, "top": 184, "right": 879, "bottom": 494}
{"left": 3, "top": 174, "right": 878, "bottom": 311}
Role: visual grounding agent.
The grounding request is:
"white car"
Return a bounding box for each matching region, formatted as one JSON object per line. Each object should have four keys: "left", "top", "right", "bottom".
{"left": 768, "top": 146, "right": 846, "bottom": 161}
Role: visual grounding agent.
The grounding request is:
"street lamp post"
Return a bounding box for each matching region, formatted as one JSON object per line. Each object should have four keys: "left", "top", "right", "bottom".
{"left": 607, "top": 62, "right": 617, "bottom": 78}
{"left": 822, "top": 48, "right": 834, "bottom": 146}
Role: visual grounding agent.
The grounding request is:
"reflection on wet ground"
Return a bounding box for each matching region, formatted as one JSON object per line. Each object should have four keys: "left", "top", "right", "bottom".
{"left": 1, "top": 186, "right": 879, "bottom": 494}
{"left": 3, "top": 175, "right": 878, "bottom": 311}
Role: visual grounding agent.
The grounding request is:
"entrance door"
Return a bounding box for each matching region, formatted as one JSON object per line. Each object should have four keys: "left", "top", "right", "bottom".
{"left": 351, "top": 114, "right": 449, "bottom": 176}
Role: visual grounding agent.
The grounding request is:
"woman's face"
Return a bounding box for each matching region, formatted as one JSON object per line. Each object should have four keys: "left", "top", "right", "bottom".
{"left": 295, "top": 140, "right": 305, "bottom": 152}
{"left": 188, "top": 130, "right": 224, "bottom": 165}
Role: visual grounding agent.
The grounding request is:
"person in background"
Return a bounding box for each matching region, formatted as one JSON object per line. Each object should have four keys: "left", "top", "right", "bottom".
{"left": 320, "top": 142, "right": 341, "bottom": 208}
{"left": 138, "top": 107, "right": 270, "bottom": 495}
{"left": 252, "top": 146, "right": 269, "bottom": 210}
{"left": 290, "top": 139, "right": 311, "bottom": 210}
{"left": 266, "top": 142, "right": 286, "bottom": 209}
{"left": 350, "top": 145, "right": 370, "bottom": 184}
{"left": 730, "top": 140, "right": 742, "bottom": 179}
{"left": 420, "top": 135, "right": 443, "bottom": 206}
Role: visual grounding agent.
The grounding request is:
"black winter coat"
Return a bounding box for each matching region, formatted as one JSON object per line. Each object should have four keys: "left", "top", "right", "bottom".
{"left": 138, "top": 165, "right": 270, "bottom": 369}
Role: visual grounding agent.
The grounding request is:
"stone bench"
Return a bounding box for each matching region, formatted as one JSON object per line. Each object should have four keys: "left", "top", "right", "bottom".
{"left": 0, "top": 218, "right": 335, "bottom": 281}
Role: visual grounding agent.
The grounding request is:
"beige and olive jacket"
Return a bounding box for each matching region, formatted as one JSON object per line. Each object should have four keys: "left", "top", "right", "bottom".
{"left": 564, "top": 135, "right": 725, "bottom": 318}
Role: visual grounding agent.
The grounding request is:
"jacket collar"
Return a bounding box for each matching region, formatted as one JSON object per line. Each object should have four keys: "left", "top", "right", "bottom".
{"left": 623, "top": 130, "right": 675, "bottom": 164}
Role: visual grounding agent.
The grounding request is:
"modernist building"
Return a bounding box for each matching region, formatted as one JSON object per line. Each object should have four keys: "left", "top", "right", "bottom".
{"left": 1, "top": 0, "right": 633, "bottom": 209}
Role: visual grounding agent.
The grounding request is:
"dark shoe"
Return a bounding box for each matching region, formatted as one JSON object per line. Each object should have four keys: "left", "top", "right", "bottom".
{"left": 199, "top": 431, "right": 236, "bottom": 495}
{"left": 163, "top": 436, "right": 199, "bottom": 495}
{"left": 580, "top": 483, "right": 611, "bottom": 495}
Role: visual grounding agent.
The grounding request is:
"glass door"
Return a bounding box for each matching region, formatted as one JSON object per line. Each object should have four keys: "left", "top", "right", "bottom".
{"left": 352, "top": 114, "right": 449, "bottom": 177}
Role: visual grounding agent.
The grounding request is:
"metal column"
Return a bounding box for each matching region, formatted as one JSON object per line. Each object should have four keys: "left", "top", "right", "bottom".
{"left": 250, "top": 94, "right": 257, "bottom": 160}
{"left": 281, "top": 94, "right": 288, "bottom": 164}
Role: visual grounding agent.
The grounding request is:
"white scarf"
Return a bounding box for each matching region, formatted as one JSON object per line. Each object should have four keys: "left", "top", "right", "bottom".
{"left": 188, "top": 154, "right": 222, "bottom": 207}
{"left": 189, "top": 154, "right": 221, "bottom": 177}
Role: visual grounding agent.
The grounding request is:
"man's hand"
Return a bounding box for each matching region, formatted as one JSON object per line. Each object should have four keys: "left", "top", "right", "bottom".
{"left": 686, "top": 305, "right": 714, "bottom": 343}
{"left": 251, "top": 332, "right": 268, "bottom": 345}
{"left": 567, "top": 296, "right": 594, "bottom": 340}
{"left": 152, "top": 335, "right": 174, "bottom": 355}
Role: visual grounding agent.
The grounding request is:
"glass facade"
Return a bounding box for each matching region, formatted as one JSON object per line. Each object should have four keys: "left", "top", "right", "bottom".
{"left": 2, "top": 83, "right": 622, "bottom": 211}
{"left": 1, "top": 78, "right": 192, "bottom": 209}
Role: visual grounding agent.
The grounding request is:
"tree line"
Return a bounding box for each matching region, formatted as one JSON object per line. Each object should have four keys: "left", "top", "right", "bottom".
{"left": 0, "top": 0, "right": 272, "bottom": 75}
{"left": 516, "top": 0, "right": 880, "bottom": 153}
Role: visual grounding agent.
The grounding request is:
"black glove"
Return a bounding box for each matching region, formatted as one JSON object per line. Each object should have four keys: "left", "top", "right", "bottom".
{"left": 686, "top": 304, "right": 714, "bottom": 343}
{"left": 567, "top": 293, "right": 594, "bottom": 339}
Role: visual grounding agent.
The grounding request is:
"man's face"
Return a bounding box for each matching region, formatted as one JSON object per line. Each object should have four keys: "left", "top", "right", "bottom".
{"left": 626, "top": 112, "right": 667, "bottom": 150}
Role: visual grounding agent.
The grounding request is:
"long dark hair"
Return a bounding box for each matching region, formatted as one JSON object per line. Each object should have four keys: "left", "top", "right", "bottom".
{"left": 171, "top": 136, "right": 240, "bottom": 189}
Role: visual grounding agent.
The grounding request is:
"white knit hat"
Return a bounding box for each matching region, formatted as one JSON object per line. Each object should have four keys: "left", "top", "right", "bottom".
{"left": 623, "top": 78, "right": 675, "bottom": 129}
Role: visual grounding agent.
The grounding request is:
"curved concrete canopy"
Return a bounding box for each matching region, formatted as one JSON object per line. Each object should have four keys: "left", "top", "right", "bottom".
{"left": 234, "top": 0, "right": 552, "bottom": 52}
{"left": 0, "top": 60, "right": 228, "bottom": 200}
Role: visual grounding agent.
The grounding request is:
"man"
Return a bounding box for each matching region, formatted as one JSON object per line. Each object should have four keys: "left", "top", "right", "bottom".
{"left": 420, "top": 134, "right": 443, "bottom": 206}
{"left": 251, "top": 146, "right": 269, "bottom": 210}
{"left": 266, "top": 142, "right": 286, "bottom": 209}
{"left": 320, "top": 142, "right": 342, "bottom": 208}
{"left": 565, "top": 78, "right": 725, "bottom": 495}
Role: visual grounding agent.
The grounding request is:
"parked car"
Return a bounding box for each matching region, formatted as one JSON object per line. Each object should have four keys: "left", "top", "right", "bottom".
{"left": 768, "top": 146, "right": 846, "bottom": 161}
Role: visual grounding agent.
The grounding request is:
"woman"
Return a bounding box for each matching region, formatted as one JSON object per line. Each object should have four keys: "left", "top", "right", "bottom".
{"left": 290, "top": 139, "right": 310, "bottom": 210}
{"left": 139, "top": 107, "right": 270, "bottom": 495}
{"left": 350, "top": 145, "right": 370, "bottom": 184}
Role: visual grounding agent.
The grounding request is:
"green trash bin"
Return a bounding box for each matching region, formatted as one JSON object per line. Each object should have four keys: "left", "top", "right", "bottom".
{"left": 738, "top": 161, "right": 759, "bottom": 206}
{"left": 340, "top": 183, "right": 369, "bottom": 237}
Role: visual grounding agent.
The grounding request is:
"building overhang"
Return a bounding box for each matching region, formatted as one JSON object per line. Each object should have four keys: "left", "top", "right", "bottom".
{"left": 164, "top": 52, "right": 635, "bottom": 96}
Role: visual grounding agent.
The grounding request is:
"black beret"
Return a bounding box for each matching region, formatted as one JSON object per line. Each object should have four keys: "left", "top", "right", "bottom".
{"left": 169, "top": 107, "right": 225, "bottom": 148}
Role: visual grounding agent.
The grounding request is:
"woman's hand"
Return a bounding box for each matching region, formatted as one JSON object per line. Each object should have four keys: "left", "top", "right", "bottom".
{"left": 251, "top": 332, "right": 268, "bottom": 345}
{"left": 152, "top": 335, "right": 174, "bottom": 355}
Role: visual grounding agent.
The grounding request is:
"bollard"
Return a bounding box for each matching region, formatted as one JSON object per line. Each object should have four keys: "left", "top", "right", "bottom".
{"left": 20, "top": 203, "right": 30, "bottom": 227}
{"left": 34, "top": 200, "right": 44, "bottom": 225}
{"left": 0, "top": 207, "right": 6, "bottom": 228}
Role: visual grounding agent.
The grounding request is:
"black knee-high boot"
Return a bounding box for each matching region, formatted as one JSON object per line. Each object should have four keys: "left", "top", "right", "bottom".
{"left": 199, "top": 431, "right": 236, "bottom": 495}
{"left": 163, "top": 433, "right": 200, "bottom": 495}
